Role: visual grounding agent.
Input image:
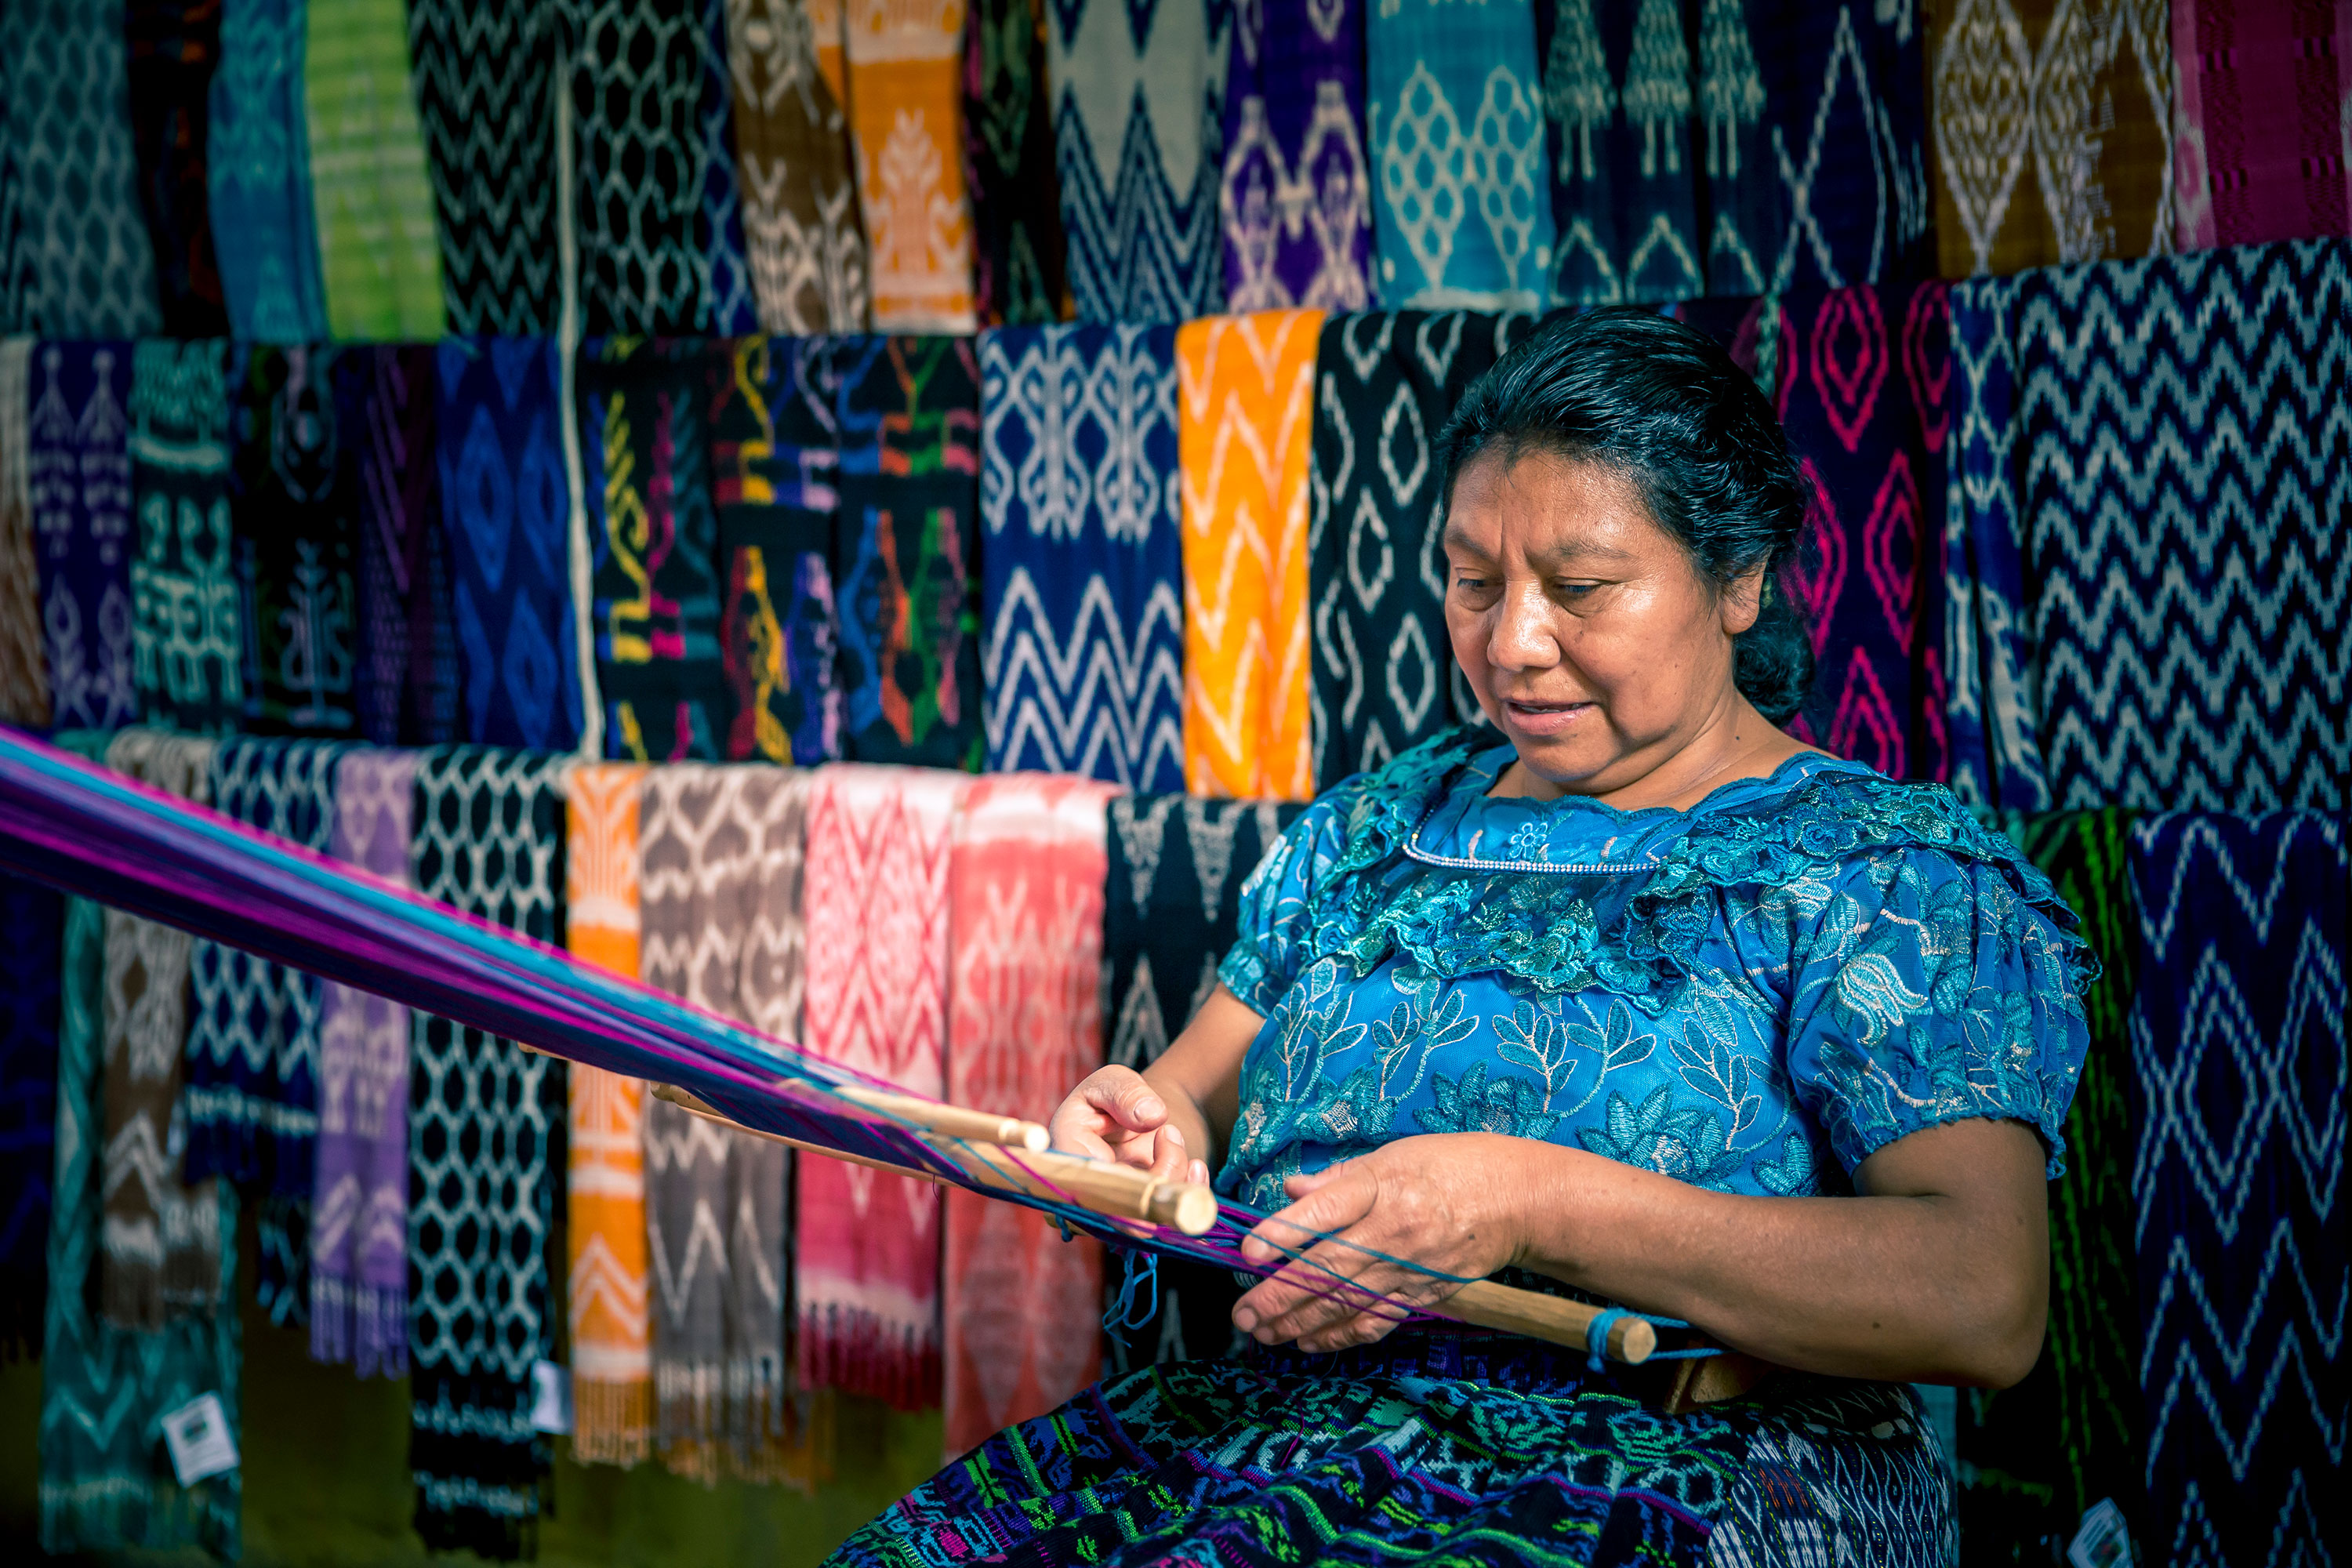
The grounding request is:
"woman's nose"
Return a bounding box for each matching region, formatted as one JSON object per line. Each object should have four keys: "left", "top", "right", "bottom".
{"left": 1485, "top": 582, "right": 1560, "bottom": 672}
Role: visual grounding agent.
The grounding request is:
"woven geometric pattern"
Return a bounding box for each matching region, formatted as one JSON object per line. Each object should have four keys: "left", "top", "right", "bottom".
{"left": 1220, "top": 0, "right": 1371, "bottom": 312}
{"left": 845, "top": 0, "right": 978, "bottom": 331}
{"left": 128, "top": 339, "right": 241, "bottom": 735}
{"left": 1765, "top": 2, "right": 1932, "bottom": 292}
{"left": 2018, "top": 238, "right": 2352, "bottom": 811}
{"left": 979, "top": 323, "right": 1185, "bottom": 789}
{"left": 2172, "top": 0, "right": 2352, "bottom": 252}
{"left": 207, "top": 0, "right": 329, "bottom": 341}
{"left": 964, "top": 0, "right": 1066, "bottom": 325}
{"left": 2127, "top": 812, "right": 2346, "bottom": 1568}
{"left": 568, "top": 0, "right": 708, "bottom": 334}
{"left": 27, "top": 343, "right": 140, "bottom": 731}
{"left": 353, "top": 343, "right": 462, "bottom": 746}
{"left": 303, "top": 0, "right": 448, "bottom": 339}
{"left": 0, "top": 338, "right": 47, "bottom": 728}
{"left": 725, "top": 0, "right": 871, "bottom": 332}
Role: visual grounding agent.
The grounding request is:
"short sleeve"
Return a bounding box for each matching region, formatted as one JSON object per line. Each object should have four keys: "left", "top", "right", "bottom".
{"left": 1784, "top": 848, "right": 2090, "bottom": 1177}
{"left": 1217, "top": 792, "right": 1356, "bottom": 1016}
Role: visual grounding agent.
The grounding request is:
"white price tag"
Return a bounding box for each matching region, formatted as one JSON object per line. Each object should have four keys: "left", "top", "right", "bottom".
{"left": 2067, "top": 1498, "right": 2134, "bottom": 1568}
{"left": 160, "top": 1392, "right": 238, "bottom": 1485}
{"left": 530, "top": 1359, "right": 573, "bottom": 1436}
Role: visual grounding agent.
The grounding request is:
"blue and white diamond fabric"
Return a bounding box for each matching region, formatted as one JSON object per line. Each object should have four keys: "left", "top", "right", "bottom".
{"left": 979, "top": 323, "right": 1185, "bottom": 790}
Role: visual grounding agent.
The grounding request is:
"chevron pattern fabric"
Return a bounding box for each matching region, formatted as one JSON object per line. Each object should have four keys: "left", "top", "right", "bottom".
{"left": 1178, "top": 310, "right": 1319, "bottom": 799}
{"left": 40, "top": 732, "right": 240, "bottom": 1556}
{"left": 353, "top": 343, "right": 462, "bottom": 746}
{"left": 710, "top": 335, "right": 845, "bottom": 764}
{"left": 28, "top": 343, "right": 141, "bottom": 732}
{"left": 726, "top": 0, "right": 872, "bottom": 333}
{"left": 98, "top": 730, "right": 223, "bottom": 1331}
{"left": 434, "top": 336, "right": 586, "bottom": 752}
{"left": 567, "top": 0, "right": 708, "bottom": 334}
{"left": 231, "top": 344, "right": 363, "bottom": 738}
{"left": 2, "top": 0, "right": 162, "bottom": 337}
{"left": 2018, "top": 238, "right": 2352, "bottom": 812}
{"left": 0, "top": 872, "right": 62, "bottom": 1356}
{"left": 799, "top": 763, "right": 964, "bottom": 1407}
{"left": 846, "top": 0, "right": 979, "bottom": 331}
{"left": 124, "top": 0, "right": 231, "bottom": 336}
{"left": 2172, "top": 0, "right": 2352, "bottom": 251}
{"left": 964, "top": 0, "right": 1067, "bottom": 325}
{"left": 1927, "top": 0, "right": 2174, "bottom": 278}
{"left": 1049, "top": 0, "right": 1229, "bottom": 324}
{"left": 1776, "top": 279, "right": 1951, "bottom": 782}
{"left": 407, "top": 0, "right": 562, "bottom": 335}
{"left": 129, "top": 339, "right": 241, "bottom": 735}
{"left": 979, "top": 323, "right": 1185, "bottom": 789}
{"left": 577, "top": 338, "right": 734, "bottom": 762}
{"left": 563, "top": 762, "right": 652, "bottom": 1465}
{"left": 311, "top": 747, "right": 419, "bottom": 1377}
{"left": 2126, "top": 812, "right": 2347, "bottom": 1568}
{"left": 1221, "top": 0, "right": 1372, "bottom": 313}
{"left": 208, "top": 0, "right": 329, "bottom": 342}
{"left": 1943, "top": 276, "right": 2049, "bottom": 811}
{"left": 1100, "top": 790, "right": 1302, "bottom": 1373}
{"left": 1759, "top": 0, "right": 1931, "bottom": 292}
{"left": 303, "top": 0, "right": 448, "bottom": 339}
{"left": 0, "top": 338, "right": 45, "bottom": 728}
{"left": 1367, "top": 0, "right": 1551, "bottom": 310}
{"left": 832, "top": 335, "right": 985, "bottom": 769}
{"left": 640, "top": 764, "right": 820, "bottom": 1484}
{"left": 942, "top": 773, "right": 1116, "bottom": 1457}
{"left": 1307, "top": 309, "right": 1531, "bottom": 788}
{"left": 407, "top": 746, "right": 567, "bottom": 1559}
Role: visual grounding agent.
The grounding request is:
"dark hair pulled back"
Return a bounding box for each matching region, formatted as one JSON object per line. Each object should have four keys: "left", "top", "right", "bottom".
{"left": 1437, "top": 307, "right": 1814, "bottom": 725}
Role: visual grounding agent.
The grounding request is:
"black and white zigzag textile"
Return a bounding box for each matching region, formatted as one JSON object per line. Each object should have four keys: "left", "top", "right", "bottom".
{"left": 2126, "top": 813, "right": 2346, "bottom": 1568}
{"left": 2018, "top": 238, "right": 2352, "bottom": 813}
{"left": 1308, "top": 310, "right": 1533, "bottom": 788}
{"left": 979, "top": 324, "right": 1185, "bottom": 789}
{"left": 407, "top": 0, "right": 563, "bottom": 336}
{"left": 406, "top": 747, "right": 566, "bottom": 1559}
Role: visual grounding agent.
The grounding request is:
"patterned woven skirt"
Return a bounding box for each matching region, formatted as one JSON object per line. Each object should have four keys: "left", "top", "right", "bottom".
{"left": 829, "top": 1331, "right": 1956, "bottom": 1566}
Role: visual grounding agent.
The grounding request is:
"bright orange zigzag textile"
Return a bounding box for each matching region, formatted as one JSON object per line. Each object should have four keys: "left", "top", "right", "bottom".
{"left": 1178, "top": 310, "right": 1323, "bottom": 800}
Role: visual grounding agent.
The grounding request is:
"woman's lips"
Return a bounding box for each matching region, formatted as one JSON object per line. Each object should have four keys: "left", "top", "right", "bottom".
{"left": 1502, "top": 699, "right": 1592, "bottom": 735}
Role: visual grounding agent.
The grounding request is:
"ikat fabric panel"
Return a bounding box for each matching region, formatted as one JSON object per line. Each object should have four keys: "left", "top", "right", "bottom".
{"left": 726, "top": 0, "right": 873, "bottom": 333}
{"left": 2172, "top": 0, "right": 2352, "bottom": 252}
{"left": 845, "top": 0, "right": 979, "bottom": 332}
{"left": 1221, "top": 0, "right": 1374, "bottom": 313}
{"left": 27, "top": 343, "right": 142, "bottom": 732}
{"left": 964, "top": 0, "right": 1069, "bottom": 325}
{"left": 125, "top": 0, "right": 232, "bottom": 338}
{"left": 209, "top": 0, "right": 330, "bottom": 343}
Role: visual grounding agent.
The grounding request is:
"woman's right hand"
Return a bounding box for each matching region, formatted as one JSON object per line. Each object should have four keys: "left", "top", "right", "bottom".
{"left": 1050, "top": 1066, "right": 1207, "bottom": 1185}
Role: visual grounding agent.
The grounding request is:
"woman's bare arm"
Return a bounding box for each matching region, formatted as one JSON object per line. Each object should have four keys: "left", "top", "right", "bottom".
{"left": 1047, "top": 985, "right": 1262, "bottom": 1185}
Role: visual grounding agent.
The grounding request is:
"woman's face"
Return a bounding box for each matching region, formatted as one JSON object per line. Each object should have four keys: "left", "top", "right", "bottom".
{"left": 1443, "top": 449, "right": 1760, "bottom": 793}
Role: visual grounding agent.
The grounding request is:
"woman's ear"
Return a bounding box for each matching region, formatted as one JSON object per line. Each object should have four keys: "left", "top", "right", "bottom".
{"left": 1720, "top": 565, "right": 1766, "bottom": 637}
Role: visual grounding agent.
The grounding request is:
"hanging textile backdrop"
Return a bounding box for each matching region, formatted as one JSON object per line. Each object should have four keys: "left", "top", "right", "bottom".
{"left": 38, "top": 733, "right": 238, "bottom": 1559}
{"left": 963, "top": 0, "right": 1066, "bottom": 326}
{"left": 124, "top": 0, "right": 231, "bottom": 336}
{"left": 1220, "top": 0, "right": 1371, "bottom": 314}
{"left": 130, "top": 339, "right": 242, "bottom": 735}
{"left": 232, "top": 344, "right": 362, "bottom": 738}
{"left": 310, "top": 746, "right": 419, "bottom": 1377}
{"left": 695, "top": 0, "right": 760, "bottom": 337}
{"left": 434, "top": 336, "right": 586, "bottom": 754}
{"left": 406, "top": 746, "right": 567, "bottom": 1559}
{"left": 1941, "top": 276, "right": 2048, "bottom": 812}
{"left": 406, "top": 0, "right": 562, "bottom": 336}
{"left": 352, "top": 343, "right": 461, "bottom": 746}
{"left": 1047, "top": 0, "right": 1229, "bottom": 324}
{"left": 564, "top": 762, "right": 652, "bottom": 1466}
{"left": 578, "top": 338, "right": 734, "bottom": 763}
{"left": 942, "top": 773, "right": 1116, "bottom": 1457}
{"left": 1760, "top": 0, "right": 1930, "bottom": 293}
{"left": 2017, "top": 238, "right": 2352, "bottom": 812}
{"left": 570, "top": 0, "right": 716, "bottom": 336}
{"left": 1926, "top": 0, "right": 2173, "bottom": 278}
{"left": 2126, "top": 812, "right": 2347, "bottom": 1568}
{"left": 1308, "top": 309, "right": 1531, "bottom": 788}
{"left": 0, "top": 338, "right": 45, "bottom": 728}
{"left": 725, "top": 0, "right": 870, "bottom": 333}
{"left": 2172, "top": 0, "right": 2352, "bottom": 252}
{"left": 831, "top": 336, "right": 985, "bottom": 771}
{"left": 709, "top": 335, "right": 843, "bottom": 766}
{"left": 209, "top": 0, "right": 329, "bottom": 343}
{"left": 978, "top": 323, "right": 1186, "bottom": 790}
{"left": 0, "top": 872, "right": 62, "bottom": 1354}
{"left": 797, "top": 764, "right": 965, "bottom": 1408}
{"left": 846, "top": 0, "right": 978, "bottom": 332}
{"left": 1776, "top": 278, "right": 1951, "bottom": 782}
{"left": 183, "top": 737, "right": 347, "bottom": 1327}
{"left": 1177, "top": 310, "right": 1319, "bottom": 800}
{"left": 639, "top": 764, "right": 818, "bottom": 1485}
{"left": 303, "top": 0, "right": 446, "bottom": 339}
{"left": 2, "top": 0, "right": 162, "bottom": 338}
{"left": 1365, "top": 0, "right": 1548, "bottom": 311}
{"left": 29, "top": 342, "right": 141, "bottom": 732}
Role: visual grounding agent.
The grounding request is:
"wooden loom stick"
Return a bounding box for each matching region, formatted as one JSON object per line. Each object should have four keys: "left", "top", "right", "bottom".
{"left": 649, "top": 1085, "right": 1658, "bottom": 1365}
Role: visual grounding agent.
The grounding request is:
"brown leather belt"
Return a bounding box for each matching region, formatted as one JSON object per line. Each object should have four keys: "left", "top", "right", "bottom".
{"left": 1634, "top": 1348, "right": 1780, "bottom": 1413}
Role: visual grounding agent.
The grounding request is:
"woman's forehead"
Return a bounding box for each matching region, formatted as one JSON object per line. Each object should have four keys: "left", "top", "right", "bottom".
{"left": 1444, "top": 451, "right": 1666, "bottom": 558}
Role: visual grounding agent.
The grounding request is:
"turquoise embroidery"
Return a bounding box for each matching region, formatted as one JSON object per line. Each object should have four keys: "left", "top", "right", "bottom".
{"left": 1216, "top": 728, "right": 2093, "bottom": 1214}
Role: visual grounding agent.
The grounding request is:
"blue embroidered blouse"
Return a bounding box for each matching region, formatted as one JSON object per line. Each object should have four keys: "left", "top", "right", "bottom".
{"left": 1214, "top": 728, "right": 2094, "bottom": 1214}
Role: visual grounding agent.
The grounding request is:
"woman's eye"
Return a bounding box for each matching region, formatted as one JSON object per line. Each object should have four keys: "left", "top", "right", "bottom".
{"left": 1555, "top": 581, "right": 1598, "bottom": 599}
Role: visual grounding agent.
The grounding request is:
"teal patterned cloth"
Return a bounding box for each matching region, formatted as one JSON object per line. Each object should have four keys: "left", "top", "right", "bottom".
{"left": 1217, "top": 727, "right": 2093, "bottom": 1215}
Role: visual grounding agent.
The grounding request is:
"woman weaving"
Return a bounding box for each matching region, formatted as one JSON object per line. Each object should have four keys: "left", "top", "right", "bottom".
{"left": 836, "top": 310, "right": 2089, "bottom": 1565}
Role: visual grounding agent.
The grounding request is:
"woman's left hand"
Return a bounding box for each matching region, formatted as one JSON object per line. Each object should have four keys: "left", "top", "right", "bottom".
{"left": 1232, "top": 1133, "right": 1530, "bottom": 1353}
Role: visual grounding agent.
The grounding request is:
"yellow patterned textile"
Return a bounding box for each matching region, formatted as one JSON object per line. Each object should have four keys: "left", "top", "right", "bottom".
{"left": 845, "top": 0, "right": 978, "bottom": 331}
